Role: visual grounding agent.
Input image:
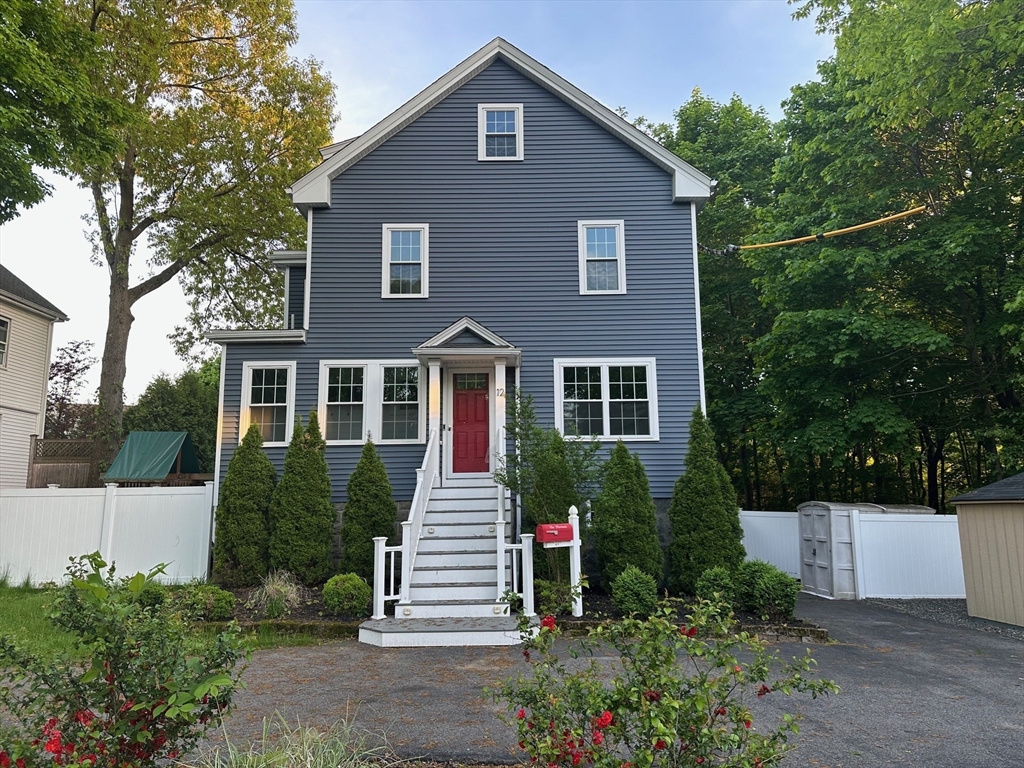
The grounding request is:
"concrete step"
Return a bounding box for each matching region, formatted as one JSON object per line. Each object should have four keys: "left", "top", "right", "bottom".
{"left": 415, "top": 549, "right": 500, "bottom": 567}
{"left": 359, "top": 615, "right": 533, "bottom": 647}
{"left": 395, "top": 600, "right": 511, "bottom": 619}
{"left": 408, "top": 581, "right": 498, "bottom": 601}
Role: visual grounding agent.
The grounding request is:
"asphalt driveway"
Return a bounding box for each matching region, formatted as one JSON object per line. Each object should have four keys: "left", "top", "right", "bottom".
{"left": 220, "top": 596, "right": 1024, "bottom": 767}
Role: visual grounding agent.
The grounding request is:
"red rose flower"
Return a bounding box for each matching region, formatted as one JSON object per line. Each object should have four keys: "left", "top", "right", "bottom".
{"left": 43, "top": 718, "right": 58, "bottom": 736}
{"left": 757, "top": 684, "right": 771, "bottom": 698}
{"left": 592, "top": 731, "right": 604, "bottom": 746}
{"left": 541, "top": 615, "right": 556, "bottom": 630}
{"left": 523, "top": 649, "right": 531, "bottom": 661}
{"left": 597, "top": 710, "right": 613, "bottom": 728}
{"left": 16, "top": 758, "right": 26, "bottom": 768}
{"left": 643, "top": 689, "right": 661, "bottom": 702}
{"left": 0, "top": 751, "right": 10, "bottom": 768}
{"left": 695, "top": 758, "right": 705, "bottom": 765}
{"left": 714, "top": 707, "right": 726, "bottom": 716}
{"left": 517, "top": 709, "right": 526, "bottom": 720}
{"left": 621, "top": 762, "right": 632, "bottom": 768}
{"left": 744, "top": 719, "right": 752, "bottom": 729}
{"left": 74, "top": 710, "right": 94, "bottom": 726}
{"left": 654, "top": 740, "right": 667, "bottom": 750}
{"left": 44, "top": 734, "right": 62, "bottom": 755}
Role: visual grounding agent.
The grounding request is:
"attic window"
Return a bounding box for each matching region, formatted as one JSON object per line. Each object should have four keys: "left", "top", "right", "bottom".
{"left": 478, "top": 103, "right": 523, "bottom": 161}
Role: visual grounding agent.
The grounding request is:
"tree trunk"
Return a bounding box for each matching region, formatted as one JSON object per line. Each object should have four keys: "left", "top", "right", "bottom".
{"left": 95, "top": 267, "right": 134, "bottom": 470}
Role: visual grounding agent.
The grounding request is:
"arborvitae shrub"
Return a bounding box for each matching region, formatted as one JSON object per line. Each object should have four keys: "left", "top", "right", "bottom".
{"left": 696, "top": 566, "right": 736, "bottom": 606}
{"left": 322, "top": 573, "right": 373, "bottom": 616}
{"left": 736, "top": 560, "right": 799, "bottom": 621}
{"left": 213, "top": 423, "right": 276, "bottom": 586}
{"left": 268, "top": 412, "right": 335, "bottom": 586}
{"left": 592, "top": 441, "right": 663, "bottom": 588}
{"left": 340, "top": 439, "right": 396, "bottom": 581}
{"left": 611, "top": 565, "right": 658, "bottom": 617}
{"left": 666, "top": 407, "right": 746, "bottom": 595}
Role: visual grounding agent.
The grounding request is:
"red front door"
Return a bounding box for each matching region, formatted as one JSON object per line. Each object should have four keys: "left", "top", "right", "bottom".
{"left": 452, "top": 373, "right": 489, "bottom": 473}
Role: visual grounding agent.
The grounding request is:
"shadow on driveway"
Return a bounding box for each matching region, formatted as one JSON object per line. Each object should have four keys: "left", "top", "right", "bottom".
{"left": 219, "top": 596, "right": 1023, "bottom": 767}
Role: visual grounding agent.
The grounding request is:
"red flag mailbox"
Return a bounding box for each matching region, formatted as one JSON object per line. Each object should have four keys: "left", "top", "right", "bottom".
{"left": 536, "top": 523, "right": 574, "bottom": 544}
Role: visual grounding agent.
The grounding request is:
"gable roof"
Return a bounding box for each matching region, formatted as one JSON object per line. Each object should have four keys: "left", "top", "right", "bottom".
{"left": 951, "top": 472, "right": 1024, "bottom": 504}
{"left": 0, "top": 265, "right": 68, "bottom": 322}
{"left": 412, "top": 316, "right": 521, "bottom": 365}
{"left": 288, "top": 38, "right": 715, "bottom": 210}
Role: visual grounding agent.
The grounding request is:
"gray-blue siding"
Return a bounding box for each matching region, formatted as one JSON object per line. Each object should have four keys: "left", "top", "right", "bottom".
{"left": 286, "top": 265, "right": 305, "bottom": 330}
{"left": 219, "top": 60, "right": 701, "bottom": 501}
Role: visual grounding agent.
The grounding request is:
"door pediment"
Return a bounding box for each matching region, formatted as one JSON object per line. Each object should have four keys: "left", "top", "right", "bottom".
{"left": 412, "top": 316, "right": 521, "bottom": 365}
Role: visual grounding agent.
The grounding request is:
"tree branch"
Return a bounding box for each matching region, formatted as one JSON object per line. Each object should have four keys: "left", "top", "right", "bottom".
{"left": 128, "top": 260, "right": 187, "bottom": 305}
{"left": 91, "top": 182, "right": 116, "bottom": 268}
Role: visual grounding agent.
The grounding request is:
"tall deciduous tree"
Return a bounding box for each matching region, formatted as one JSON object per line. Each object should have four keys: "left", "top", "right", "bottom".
{"left": 46, "top": 340, "right": 98, "bottom": 439}
{"left": 0, "top": 0, "right": 116, "bottom": 221}
{"left": 67, "top": 0, "right": 336, "bottom": 464}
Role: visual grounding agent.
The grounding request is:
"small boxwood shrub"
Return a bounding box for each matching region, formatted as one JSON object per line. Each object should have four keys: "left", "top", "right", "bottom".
{"left": 696, "top": 566, "right": 736, "bottom": 606}
{"left": 611, "top": 565, "right": 658, "bottom": 617}
{"left": 178, "top": 584, "right": 236, "bottom": 621}
{"left": 136, "top": 581, "right": 168, "bottom": 610}
{"left": 535, "top": 579, "right": 574, "bottom": 616}
{"left": 737, "top": 560, "right": 800, "bottom": 622}
{"left": 322, "top": 573, "right": 372, "bottom": 616}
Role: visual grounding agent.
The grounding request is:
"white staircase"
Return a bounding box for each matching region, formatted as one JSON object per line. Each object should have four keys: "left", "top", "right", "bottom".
{"left": 359, "top": 480, "right": 529, "bottom": 647}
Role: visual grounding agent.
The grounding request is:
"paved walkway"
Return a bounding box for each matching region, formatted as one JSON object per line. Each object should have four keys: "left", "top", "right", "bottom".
{"left": 220, "top": 597, "right": 1024, "bottom": 766}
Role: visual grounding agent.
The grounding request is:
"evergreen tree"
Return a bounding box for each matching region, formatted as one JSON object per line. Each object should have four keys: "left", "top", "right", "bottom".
{"left": 592, "top": 441, "right": 663, "bottom": 588}
{"left": 213, "top": 424, "right": 276, "bottom": 586}
{"left": 340, "top": 440, "right": 396, "bottom": 581}
{"left": 268, "top": 411, "right": 335, "bottom": 585}
{"left": 667, "top": 407, "right": 746, "bottom": 595}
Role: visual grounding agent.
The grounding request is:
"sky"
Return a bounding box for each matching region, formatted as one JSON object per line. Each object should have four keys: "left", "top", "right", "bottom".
{"left": 0, "top": 0, "right": 833, "bottom": 403}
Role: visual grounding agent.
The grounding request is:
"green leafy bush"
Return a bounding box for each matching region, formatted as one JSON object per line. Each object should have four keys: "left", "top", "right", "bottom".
{"left": 177, "top": 583, "right": 236, "bottom": 621}
{"left": 592, "top": 441, "right": 663, "bottom": 588}
{"left": 534, "top": 579, "right": 574, "bottom": 616}
{"left": 0, "top": 553, "right": 244, "bottom": 768}
{"left": 611, "top": 565, "right": 658, "bottom": 617}
{"left": 493, "top": 600, "right": 837, "bottom": 768}
{"left": 214, "top": 423, "right": 276, "bottom": 586}
{"left": 696, "top": 565, "right": 736, "bottom": 606}
{"left": 269, "top": 412, "right": 336, "bottom": 585}
{"left": 136, "top": 581, "right": 168, "bottom": 610}
{"left": 322, "top": 573, "right": 372, "bottom": 617}
{"left": 666, "top": 407, "right": 746, "bottom": 595}
{"left": 339, "top": 440, "right": 396, "bottom": 581}
{"left": 736, "top": 560, "right": 800, "bottom": 622}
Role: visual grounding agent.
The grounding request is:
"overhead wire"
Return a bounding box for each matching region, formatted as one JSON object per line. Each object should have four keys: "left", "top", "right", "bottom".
{"left": 697, "top": 205, "right": 928, "bottom": 256}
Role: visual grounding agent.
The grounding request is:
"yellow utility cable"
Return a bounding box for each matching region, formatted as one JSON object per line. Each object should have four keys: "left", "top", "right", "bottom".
{"left": 736, "top": 205, "right": 927, "bottom": 251}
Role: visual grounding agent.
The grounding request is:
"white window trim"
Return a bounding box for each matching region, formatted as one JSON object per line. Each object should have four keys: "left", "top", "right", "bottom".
{"left": 382, "top": 224, "right": 429, "bottom": 299}
{"left": 240, "top": 361, "right": 297, "bottom": 448}
{"left": 0, "top": 315, "right": 10, "bottom": 369}
{"left": 578, "top": 220, "right": 627, "bottom": 295}
{"left": 477, "top": 103, "right": 524, "bottom": 161}
{"left": 553, "top": 357, "right": 659, "bottom": 441}
{"left": 318, "top": 360, "right": 426, "bottom": 445}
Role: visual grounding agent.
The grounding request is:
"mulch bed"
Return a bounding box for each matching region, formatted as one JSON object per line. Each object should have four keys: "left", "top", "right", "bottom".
{"left": 214, "top": 586, "right": 828, "bottom": 643}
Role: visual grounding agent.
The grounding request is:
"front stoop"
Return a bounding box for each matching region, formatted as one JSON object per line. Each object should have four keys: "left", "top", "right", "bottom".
{"left": 358, "top": 616, "right": 536, "bottom": 647}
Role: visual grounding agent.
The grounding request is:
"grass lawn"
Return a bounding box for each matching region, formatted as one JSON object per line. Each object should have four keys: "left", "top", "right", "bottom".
{"left": 0, "top": 585, "right": 333, "bottom": 657}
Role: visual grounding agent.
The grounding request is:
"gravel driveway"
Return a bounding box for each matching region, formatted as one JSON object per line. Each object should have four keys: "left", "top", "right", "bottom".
{"left": 219, "top": 596, "right": 1023, "bottom": 767}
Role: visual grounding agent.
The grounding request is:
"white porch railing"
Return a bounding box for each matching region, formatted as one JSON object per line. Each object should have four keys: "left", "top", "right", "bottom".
{"left": 371, "top": 428, "right": 439, "bottom": 619}
{"left": 497, "top": 527, "right": 536, "bottom": 617}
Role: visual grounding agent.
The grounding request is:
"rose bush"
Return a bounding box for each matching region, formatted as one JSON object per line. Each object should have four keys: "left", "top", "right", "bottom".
{"left": 494, "top": 600, "right": 838, "bottom": 767}
{"left": 0, "top": 554, "right": 245, "bottom": 768}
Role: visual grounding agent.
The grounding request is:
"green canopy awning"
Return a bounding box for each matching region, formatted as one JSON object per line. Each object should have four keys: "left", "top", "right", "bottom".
{"left": 103, "top": 431, "right": 200, "bottom": 482}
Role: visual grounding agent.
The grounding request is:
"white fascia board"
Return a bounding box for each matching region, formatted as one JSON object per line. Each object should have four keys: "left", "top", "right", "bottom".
{"left": 0, "top": 291, "right": 69, "bottom": 323}
{"left": 205, "top": 329, "right": 306, "bottom": 344}
{"left": 270, "top": 250, "right": 307, "bottom": 266}
{"left": 288, "top": 38, "right": 714, "bottom": 208}
{"left": 418, "top": 315, "right": 515, "bottom": 349}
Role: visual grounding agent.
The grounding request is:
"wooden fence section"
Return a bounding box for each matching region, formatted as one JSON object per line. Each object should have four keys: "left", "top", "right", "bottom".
{"left": 0, "top": 483, "right": 214, "bottom": 585}
{"left": 26, "top": 435, "right": 98, "bottom": 488}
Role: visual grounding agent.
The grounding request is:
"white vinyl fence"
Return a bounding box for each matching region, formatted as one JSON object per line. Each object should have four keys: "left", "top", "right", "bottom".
{"left": 739, "top": 509, "right": 965, "bottom": 599}
{"left": 851, "top": 513, "right": 965, "bottom": 598}
{"left": 0, "top": 483, "right": 214, "bottom": 586}
{"left": 739, "top": 511, "right": 800, "bottom": 577}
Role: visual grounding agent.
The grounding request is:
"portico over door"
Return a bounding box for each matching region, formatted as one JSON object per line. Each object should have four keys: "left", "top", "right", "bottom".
{"left": 452, "top": 372, "right": 489, "bottom": 473}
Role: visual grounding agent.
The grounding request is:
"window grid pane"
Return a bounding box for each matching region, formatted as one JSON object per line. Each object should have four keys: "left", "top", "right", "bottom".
{"left": 584, "top": 226, "right": 620, "bottom": 291}
{"left": 563, "top": 366, "right": 603, "bottom": 436}
{"left": 382, "top": 366, "right": 419, "bottom": 440}
{"left": 326, "top": 366, "right": 364, "bottom": 441}
{"left": 389, "top": 230, "right": 421, "bottom": 262}
{"left": 389, "top": 264, "right": 422, "bottom": 295}
{"left": 249, "top": 367, "right": 289, "bottom": 442}
{"left": 0, "top": 318, "right": 8, "bottom": 365}
{"left": 608, "top": 366, "right": 650, "bottom": 436}
{"left": 485, "top": 135, "right": 517, "bottom": 157}
{"left": 250, "top": 405, "right": 287, "bottom": 443}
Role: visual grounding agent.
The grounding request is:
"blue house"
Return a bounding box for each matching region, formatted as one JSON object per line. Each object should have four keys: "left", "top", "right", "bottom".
{"left": 209, "top": 38, "right": 714, "bottom": 645}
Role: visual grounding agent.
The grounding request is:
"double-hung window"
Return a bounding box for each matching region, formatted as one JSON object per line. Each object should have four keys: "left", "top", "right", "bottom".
{"left": 578, "top": 220, "right": 626, "bottom": 294}
{"left": 382, "top": 224, "right": 428, "bottom": 298}
{"left": 319, "top": 361, "right": 424, "bottom": 444}
{"left": 241, "top": 362, "right": 296, "bottom": 446}
{"left": 554, "top": 358, "right": 659, "bottom": 440}
{"left": 478, "top": 103, "right": 524, "bottom": 161}
{"left": 0, "top": 316, "right": 9, "bottom": 367}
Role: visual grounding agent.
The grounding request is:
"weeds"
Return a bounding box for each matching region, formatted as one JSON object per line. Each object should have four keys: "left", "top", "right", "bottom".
{"left": 245, "top": 572, "right": 308, "bottom": 619}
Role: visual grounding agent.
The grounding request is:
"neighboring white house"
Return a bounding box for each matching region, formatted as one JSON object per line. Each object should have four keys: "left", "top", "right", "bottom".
{"left": 0, "top": 265, "right": 67, "bottom": 488}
